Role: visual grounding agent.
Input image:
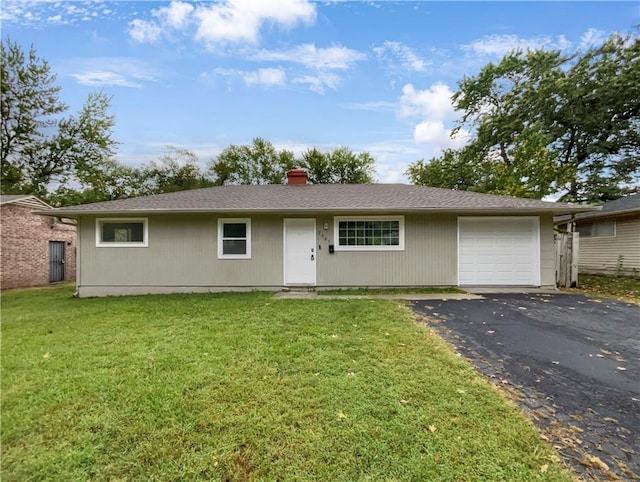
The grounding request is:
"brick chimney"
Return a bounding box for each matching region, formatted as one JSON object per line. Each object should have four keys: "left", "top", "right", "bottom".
{"left": 286, "top": 169, "right": 308, "bottom": 185}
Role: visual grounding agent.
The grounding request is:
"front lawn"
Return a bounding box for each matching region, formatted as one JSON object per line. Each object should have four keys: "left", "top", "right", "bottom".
{"left": 1, "top": 286, "right": 570, "bottom": 481}
{"left": 569, "top": 273, "right": 640, "bottom": 304}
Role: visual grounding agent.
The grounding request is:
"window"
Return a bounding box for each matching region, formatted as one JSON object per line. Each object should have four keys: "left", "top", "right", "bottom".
{"left": 96, "top": 218, "right": 148, "bottom": 247}
{"left": 334, "top": 216, "right": 404, "bottom": 251}
{"left": 218, "top": 218, "right": 251, "bottom": 259}
{"left": 576, "top": 220, "right": 615, "bottom": 238}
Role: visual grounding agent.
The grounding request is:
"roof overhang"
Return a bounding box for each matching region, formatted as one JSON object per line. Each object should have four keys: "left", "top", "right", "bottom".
{"left": 35, "top": 205, "right": 600, "bottom": 218}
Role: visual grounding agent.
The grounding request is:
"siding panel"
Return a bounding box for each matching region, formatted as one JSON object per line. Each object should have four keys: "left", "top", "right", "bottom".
{"left": 578, "top": 216, "right": 640, "bottom": 274}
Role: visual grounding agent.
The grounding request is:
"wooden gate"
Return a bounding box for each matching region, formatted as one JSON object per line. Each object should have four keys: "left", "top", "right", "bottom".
{"left": 555, "top": 232, "right": 579, "bottom": 288}
{"left": 49, "top": 241, "right": 65, "bottom": 283}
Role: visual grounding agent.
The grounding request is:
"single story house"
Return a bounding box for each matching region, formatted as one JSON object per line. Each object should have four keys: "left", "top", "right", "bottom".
{"left": 1, "top": 194, "right": 77, "bottom": 290}
{"left": 36, "top": 170, "right": 597, "bottom": 298}
{"left": 572, "top": 194, "right": 639, "bottom": 276}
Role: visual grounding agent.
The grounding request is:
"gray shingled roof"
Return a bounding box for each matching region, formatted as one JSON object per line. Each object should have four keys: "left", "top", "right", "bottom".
{"left": 37, "top": 184, "right": 598, "bottom": 216}
{"left": 574, "top": 193, "right": 640, "bottom": 221}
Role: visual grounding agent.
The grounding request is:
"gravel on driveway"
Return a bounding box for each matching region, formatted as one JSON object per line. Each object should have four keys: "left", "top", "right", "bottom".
{"left": 411, "top": 293, "right": 640, "bottom": 481}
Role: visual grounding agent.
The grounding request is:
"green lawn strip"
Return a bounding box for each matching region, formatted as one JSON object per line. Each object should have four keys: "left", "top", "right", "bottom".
{"left": 318, "top": 286, "right": 465, "bottom": 296}
{"left": 566, "top": 273, "right": 640, "bottom": 304}
{"left": 2, "top": 287, "right": 570, "bottom": 481}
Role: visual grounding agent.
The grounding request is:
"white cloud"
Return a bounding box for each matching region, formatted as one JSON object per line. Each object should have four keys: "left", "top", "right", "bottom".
{"left": 71, "top": 71, "right": 143, "bottom": 88}
{"left": 194, "top": 0, "right": 316, "bottom": 45}
{"left": 65, "top": 58, "right": 160, "bottom": 88}
{"left": 128, "top": 19, "right": 162, "bottom": 43}
{"left": 340, "top": 101, "right": 396, "bottom": 112}
{"left": 154, "top": 1, "right": 194, "bottom": 30}
{"left": 293, "top": 72, "right": 341, "bottom": 94}
{"left": 127, "top": 0, "right": 316, "bottom": 47}
{"left": 397, "top": 82, "right": 469, "bottom": 151}
{"left": 1, "top": 0, "right": 116, "bottom": 26}
{"left": 414, "top": 121, "right": 470, "bottom": 149}
{"left": 579, "top": 28, "right": 609, "bottom": 50}
{"left": 373, "top": 41, "right": 429, "bottom": 72}
{"left": 253, "top": 43, "right": 365, "bottom": 69}
{"left": 461, "top": 34, "right": 572, "bottom": 57}
{"left": 399, "top": 83, "right": 456, "bottom": 121}
{"left": 243, "top": 68, "right": 286, "bottom": 86}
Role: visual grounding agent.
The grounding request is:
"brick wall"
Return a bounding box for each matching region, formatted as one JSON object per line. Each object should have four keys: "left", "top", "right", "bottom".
{"left": 0, "top": 203, "right": 77, "bottom": 290}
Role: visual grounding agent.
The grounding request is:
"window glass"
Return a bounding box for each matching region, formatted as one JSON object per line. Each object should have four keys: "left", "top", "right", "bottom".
{"left": 96, "top": 219, "right": 148, "bottom": 247}
{"left": 335, "top": 217, "right": 403, "bottom": 250}
{"left": 101, "top": 222, "right": 144, "bottom": 243}
{"left": 223, "top": 223, "right": 246, "bottom": 238}
{"left": 576, "top": 220, "right": 615, "bottom": 238}
{"left": 338, "top": 220, "right": 400, "bottom": 246}
{"left": 593, "top": 221, "right": 615, "bottom": 237}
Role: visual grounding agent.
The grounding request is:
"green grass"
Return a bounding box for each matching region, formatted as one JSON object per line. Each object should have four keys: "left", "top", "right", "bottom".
{"left": 1, "top": 286, "right": 571, "bottom": 481}
{"left": 318, "top": 287, "right": 465, "bottom": 296}
{"left": 567, "top": 273, "right": 640, "bottom": 304}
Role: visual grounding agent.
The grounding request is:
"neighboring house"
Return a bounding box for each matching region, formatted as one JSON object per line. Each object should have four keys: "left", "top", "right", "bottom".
{"left": 572, "top": 194, "right": 640, "bottom": 276}
{"left": 35, "top": 170, "right": 596, "bottom": 298}
{"left": 1, "top": 195, "right": 77, "bottom": 290}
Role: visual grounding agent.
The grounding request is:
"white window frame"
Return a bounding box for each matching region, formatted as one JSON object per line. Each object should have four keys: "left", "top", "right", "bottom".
{"left": 96, "top": 218, "right": 148, "bottom": 248}
{"left": 218, "top": 218, "right": 251, "bottom": 259}
{"left": 333, "top": 215, "right": 405, "bottom": 251}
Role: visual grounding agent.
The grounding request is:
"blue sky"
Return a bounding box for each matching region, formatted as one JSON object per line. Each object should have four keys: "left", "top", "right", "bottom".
{"left": 2, "top": 1, "right": 638, "bottom": 182}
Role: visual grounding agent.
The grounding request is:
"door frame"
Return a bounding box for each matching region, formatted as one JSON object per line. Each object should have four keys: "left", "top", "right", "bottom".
{"left": 283, "top": 218, "right": 317, "bottom": 286}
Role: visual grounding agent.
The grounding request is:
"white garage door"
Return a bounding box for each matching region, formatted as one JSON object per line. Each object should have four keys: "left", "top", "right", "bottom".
{"left": 458, "top": 217, "right": 540, "bottom": 286}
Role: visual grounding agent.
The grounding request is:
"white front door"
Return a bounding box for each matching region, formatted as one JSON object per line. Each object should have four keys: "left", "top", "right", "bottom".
{"left": 284, "top": 218, "right": 316, "bottom": 286}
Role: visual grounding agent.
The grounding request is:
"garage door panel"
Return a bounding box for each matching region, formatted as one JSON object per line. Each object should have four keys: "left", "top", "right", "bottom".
{"left": 458, "top": 217, "right": 540, "bottom": 286}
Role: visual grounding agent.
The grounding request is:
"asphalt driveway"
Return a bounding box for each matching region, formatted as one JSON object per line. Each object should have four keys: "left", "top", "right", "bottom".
{"left": 411, "top": 293, "right": 640, "bottom": 481}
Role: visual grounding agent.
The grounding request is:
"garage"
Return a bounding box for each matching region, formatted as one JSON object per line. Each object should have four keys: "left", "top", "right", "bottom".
{"left": 458, "top": 217, "right": 540, "bottom": 286}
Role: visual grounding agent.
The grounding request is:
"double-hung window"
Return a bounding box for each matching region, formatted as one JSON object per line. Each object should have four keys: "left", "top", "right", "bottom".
{"left": 334, "top": 216, "right": 404, "bottom": 251}
{"left": 218, "top": 218, "right": 251, "bottom": 259}
{"left": 96, "top": 218, "right": 148, "bottom": 247}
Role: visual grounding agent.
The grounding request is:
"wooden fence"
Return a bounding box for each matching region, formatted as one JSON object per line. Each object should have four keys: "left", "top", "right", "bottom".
{"left": 555, "top": 231, "right": 579, "bottom": 288}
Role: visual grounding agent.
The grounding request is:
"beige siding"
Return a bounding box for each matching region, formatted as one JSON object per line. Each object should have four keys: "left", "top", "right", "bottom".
{"left": 316, "top": 213, "right": 457, "bottom": 286}
{"left": 77, "top": 212, "right": 555, "bottom": 296}
{"left": 78, "top": 214, "right": 284, "bottom": 295}
{"left": 578, "top": 215, "right": 640, "bottom": 275}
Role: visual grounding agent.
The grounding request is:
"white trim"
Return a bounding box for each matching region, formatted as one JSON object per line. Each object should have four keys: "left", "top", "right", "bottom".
{"left": 283, "top": 218, "right": 316, "bottom": 286}
{"left": 96, "top": 218, "right": 148, "bottom": 248}
{"left": 333, "top": 215, "right": 405, "bottom": 251}
{"left": 457, "top": 216, "right": 540, "bottom": 286}
{"left": 217, "top": 218, "right": 251, "bottom": 259}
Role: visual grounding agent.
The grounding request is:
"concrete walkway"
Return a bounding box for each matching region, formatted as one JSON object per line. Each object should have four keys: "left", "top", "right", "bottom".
{"left": 272, "top": 291, "right": 483, "bottom": 300}
{"left": 273, "top": 286, "right": 563, "bottom": 300}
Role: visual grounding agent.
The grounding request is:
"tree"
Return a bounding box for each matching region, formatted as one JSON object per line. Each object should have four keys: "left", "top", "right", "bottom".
{"left": 141, "top": 146, "right": 213, "bottom": 194}
{"left": 1, "top": 38, "right": 117, "bottom": 199}
{"left": 301, "top": 146, "right": 376, "bottom": 184}
{"left": 209, "top": 138, "right": 296, "bottom": 185}
{"left": 407, "top": 32, "right": 640, "bottom": 202}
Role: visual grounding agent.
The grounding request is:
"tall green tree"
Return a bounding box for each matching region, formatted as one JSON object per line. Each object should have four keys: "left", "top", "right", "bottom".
{"left": 407, "top": 32, "right": 640, "bottom": 202}
{"left": 301, "top": 146, "right": 376, "bottom": 184}
{"left": 141, "top": 146, "right": 213, "bottom": 194}
{"left": 209, "top": 138, "right": 296, "bottom": 185}
{"left": 1, "top": 38, "right": 117, "bottom": 199}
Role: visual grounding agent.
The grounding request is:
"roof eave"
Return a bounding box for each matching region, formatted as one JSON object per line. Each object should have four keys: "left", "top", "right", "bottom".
{"left": 35, "top": 205, "right": 600, "bottom": 217}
